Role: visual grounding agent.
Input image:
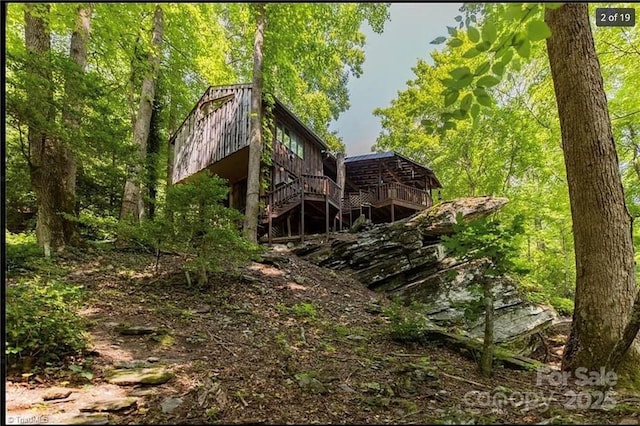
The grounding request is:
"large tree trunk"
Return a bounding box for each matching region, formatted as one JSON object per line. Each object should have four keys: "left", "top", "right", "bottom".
{"left": 243, "top": 2, "right": 266, "bottom": 243}
{"left": 120, "top": 5, "right": 163, "bottom": 222}
{"left": 61, "top": 3, "right": 92, "bottom": 245}
{"left": 545, "top": 4, "right": 640, "bottom": 380}
{"left": 25, "top": 4, "right": 65, "bottom": 255}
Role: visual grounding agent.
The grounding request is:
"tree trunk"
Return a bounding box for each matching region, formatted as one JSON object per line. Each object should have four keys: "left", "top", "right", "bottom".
{"left": 25, "top": 4, "right": 65, "bottom": 255}
{"left": 243, "top": 2, "right": 266, "bottom": 243}
{"left": 146, "top": 94, "right": 161, "bottom": 219}
{"left": 61, "top": 3, "right": 92, "bottom": 245}
{"left": 606, "top": 290, "right": 640, "bottom": 378}
{"left": 545, "top": 3, "right": 640, "bottom": 380}
{"left": 120, "top": 5, "right": 163, "bottom": 223}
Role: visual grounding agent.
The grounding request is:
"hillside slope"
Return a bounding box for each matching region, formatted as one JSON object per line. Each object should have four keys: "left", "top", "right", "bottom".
{"left": 5, "top": 246, "right": 640, "bottom": 425}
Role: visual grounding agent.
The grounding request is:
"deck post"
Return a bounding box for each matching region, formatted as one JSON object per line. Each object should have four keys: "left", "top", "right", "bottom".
{"left": 336, "top": 152, "right": 346, "bottom": 233}
{"left": 391, "top": 202, "right": 395, "bottom": 222}
{"left": 268, "top": 204, "right": 273, "bottom": 245}
{"left": 301, "top": 187, "right": 305, "bottom": 243}
{"left": 325, "top": 193, "right": 329, "bottom": 238}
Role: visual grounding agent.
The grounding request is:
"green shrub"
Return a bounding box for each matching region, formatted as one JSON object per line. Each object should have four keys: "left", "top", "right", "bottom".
{"left": 550, "top": 296, "right": 574, "bottom": 316}
{"left": 291, "top": 302, "right": 317, "bottom": 320}
{"left": 6, "top": 230, "right": 42, "bottom": 273}
{"left": 6, "top": 277, "right": 87, "bottom": 370}
{"left": 118, "top": 172, "right": 263, "bottom": 284}
{"left": 77, "top": 210, "right": 119, "bottom": 241}
{"left": 384, "top": 303, "right": 430, "bottom": 342}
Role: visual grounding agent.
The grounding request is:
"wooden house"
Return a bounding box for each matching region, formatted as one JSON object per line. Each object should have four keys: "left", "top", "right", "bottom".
{"left": 337, "top": 152, "right": 442, "bottom": 225}
{"left": 169, "top": 84, "right": 442, "bottom": 242}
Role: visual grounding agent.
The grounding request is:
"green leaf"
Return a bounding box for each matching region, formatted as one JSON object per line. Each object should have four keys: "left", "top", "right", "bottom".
{"left": 442, "top": 121, "right": 457, "bottom": 131}
{"left": 516, "top": 38, "right": 531, "bottom": 58}
{"left": 473, "top": 88, "right": 492, "bottom": 106}
{"left": 460, "top": 93, "right": 473, "bottom": 112}
{"left": 481, "top": 21, "right": 497, "bottom": 44}
{"left": 474, "top": 61, "right": 491, "bottom": 76}
{"left": 440, "top": 77, "right": 471, "bottom": 90}
{"left": 545, "top": 3, "right": 563, "bottom": 9}
{"left": 512, "top": 57, "right": 522, "bottom": 71}
{"left": 476, "top": 75, "right": 501, "bottom": 88}
{"left": 454, "top": 15, "right": 462, "bottom": 22}
{"left": 462, "top": 48, "right": 481, "bottom": 59}
{"left": 452, "top": 109, "right": 468, "bottom": 120}
{"left": 421, "top": 118, "right": 435, "bottom": 128}
{"left": 450, "top": 66, "right": 471, "bottom": 80}
{"left": 499, "top": 48, "right": 514, "bottom": 64}
{"left": 444, "top": 90, "right": 460, "bottom": 107}
{"left": 467, "top": 26, "right": 480, "bottom": 43}
{"left": 447, "top": 26, "right": 457, "bottom": 36}
{"left": 476, "top": 40, "right": 492, "bottom": 52}
{"left": 491, "top": 62, "right": 505, "bottom": 76}
{"left": 440, "top": 78, "right": 458, "bottom": 89}
{"left": 430, "top": 36, "right": 447, "bottom": 45}
{"left": 470, "top": 103, "right": 480, "bottom": 120}
{"left": 526, "top": 20, "right": 552, "bottom": 41}
{"left": 449, "top": 38, "right": 463, "bottom": 47}
{"left": 505, "top": 4, "right": 524, "bottom": 21}
{"left": 473, "top": 87, "right": 488, "bottom": 98}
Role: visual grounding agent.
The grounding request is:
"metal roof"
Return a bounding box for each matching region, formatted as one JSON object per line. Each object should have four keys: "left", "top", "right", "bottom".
{"left": 344, "top": 152, "right": 395, "bottom": 163}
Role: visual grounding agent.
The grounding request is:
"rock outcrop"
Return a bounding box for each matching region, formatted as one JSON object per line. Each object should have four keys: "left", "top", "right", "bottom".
{"left": 294, "top": 196, "right": 557, "bottom": 354}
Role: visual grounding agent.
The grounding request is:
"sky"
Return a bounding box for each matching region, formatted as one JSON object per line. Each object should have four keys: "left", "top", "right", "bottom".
{"left": 330, "top": 3, "right": 463, "bottom": 156}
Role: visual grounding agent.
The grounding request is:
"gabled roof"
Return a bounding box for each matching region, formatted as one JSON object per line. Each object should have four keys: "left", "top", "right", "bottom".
{"left": 170, "top": 83, "right": 329, "bottom": 151}
{"left": 272, "top": 95, "right": 329, "bottom": 151}
{"left": 344, "top": 151, "right": 442, "bottom": 190}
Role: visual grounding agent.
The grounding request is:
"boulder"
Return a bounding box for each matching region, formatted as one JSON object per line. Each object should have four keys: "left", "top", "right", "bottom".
{"left": 350, "top": 214, "right": 369, "bottom": 233}
{"left": 296, "top": 196, "right": 557, "bottom": 354}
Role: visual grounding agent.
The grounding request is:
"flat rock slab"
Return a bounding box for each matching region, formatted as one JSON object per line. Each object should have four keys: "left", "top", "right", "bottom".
{"left": 80, "top": 397, "right": 138, "bottom": 412}
{"left": 116, "top": 325, "right": 157, "bottom": 335}
{"left": 161, "top": 397, "right": 183, "bottom": 414}
{"left": 49, "top": 413, "right": 110, "bottom": 425}
{"left": 43, "top": 387, "right": 73, "bottom": 401}
{"left": 106, "top": 367, "right": 173, "bottom": 386}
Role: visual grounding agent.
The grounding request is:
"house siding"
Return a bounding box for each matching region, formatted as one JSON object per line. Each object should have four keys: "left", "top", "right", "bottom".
{"left": 171, "top": 85, "right": 252, "bottom": 184}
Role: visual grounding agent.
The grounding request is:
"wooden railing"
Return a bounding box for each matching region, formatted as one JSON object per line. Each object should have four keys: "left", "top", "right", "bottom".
{"left": 260, "top": 178, "right": 300, "bottom": 220}
{"left": 301, "top": 174, "right": 341, "bottom": 207}
{"left": 375, "top": 182, "right": 430, "bottom": 207}
{"left": 260, "top": 174, "right": 342, "bottom": 220}
{"left": 343, "top": 182, "right": 431, "bottom": 210}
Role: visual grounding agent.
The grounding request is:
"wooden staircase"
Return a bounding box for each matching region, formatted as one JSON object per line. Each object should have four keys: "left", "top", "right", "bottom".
{"left": 260, "top": 178, "right": 302, "bottom": 223}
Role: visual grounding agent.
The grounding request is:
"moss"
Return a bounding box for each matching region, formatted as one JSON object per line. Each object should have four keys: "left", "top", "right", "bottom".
{"left": 106, "top": 367, "right": 173, "bottom": 385}
{"left": 615, "top": 351, "right": 640, "bottom": 391}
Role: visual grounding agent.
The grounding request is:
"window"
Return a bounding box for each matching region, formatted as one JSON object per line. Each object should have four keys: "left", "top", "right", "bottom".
{"left": 276, "top": 122, "right": 304, "bottom": 159}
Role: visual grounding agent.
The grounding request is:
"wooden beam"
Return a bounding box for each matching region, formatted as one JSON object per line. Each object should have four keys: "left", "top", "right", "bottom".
{"left": 383, "top": 162, "right": 403, "bottom": 184}
{"left": 268, "top": 205, "right": 273, "bottom": 245}
{"left": 325, "top": 193, "right": 329, "bottom": 238}
{"left": 301, "top": 189, "right": 305, "bottom": 243}
{"left": 391, "top": 202, "right": 395, "bottom": 222}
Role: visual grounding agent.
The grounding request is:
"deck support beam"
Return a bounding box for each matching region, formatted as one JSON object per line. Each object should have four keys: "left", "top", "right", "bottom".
{"left": 325, "top": 193, "right": 329, "bottom": 237}
{"left": 301, "top": 189, "right": 305, "bottom": 243}
{"left": 268, "top": 204, "right": 273, "bottom": 245}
